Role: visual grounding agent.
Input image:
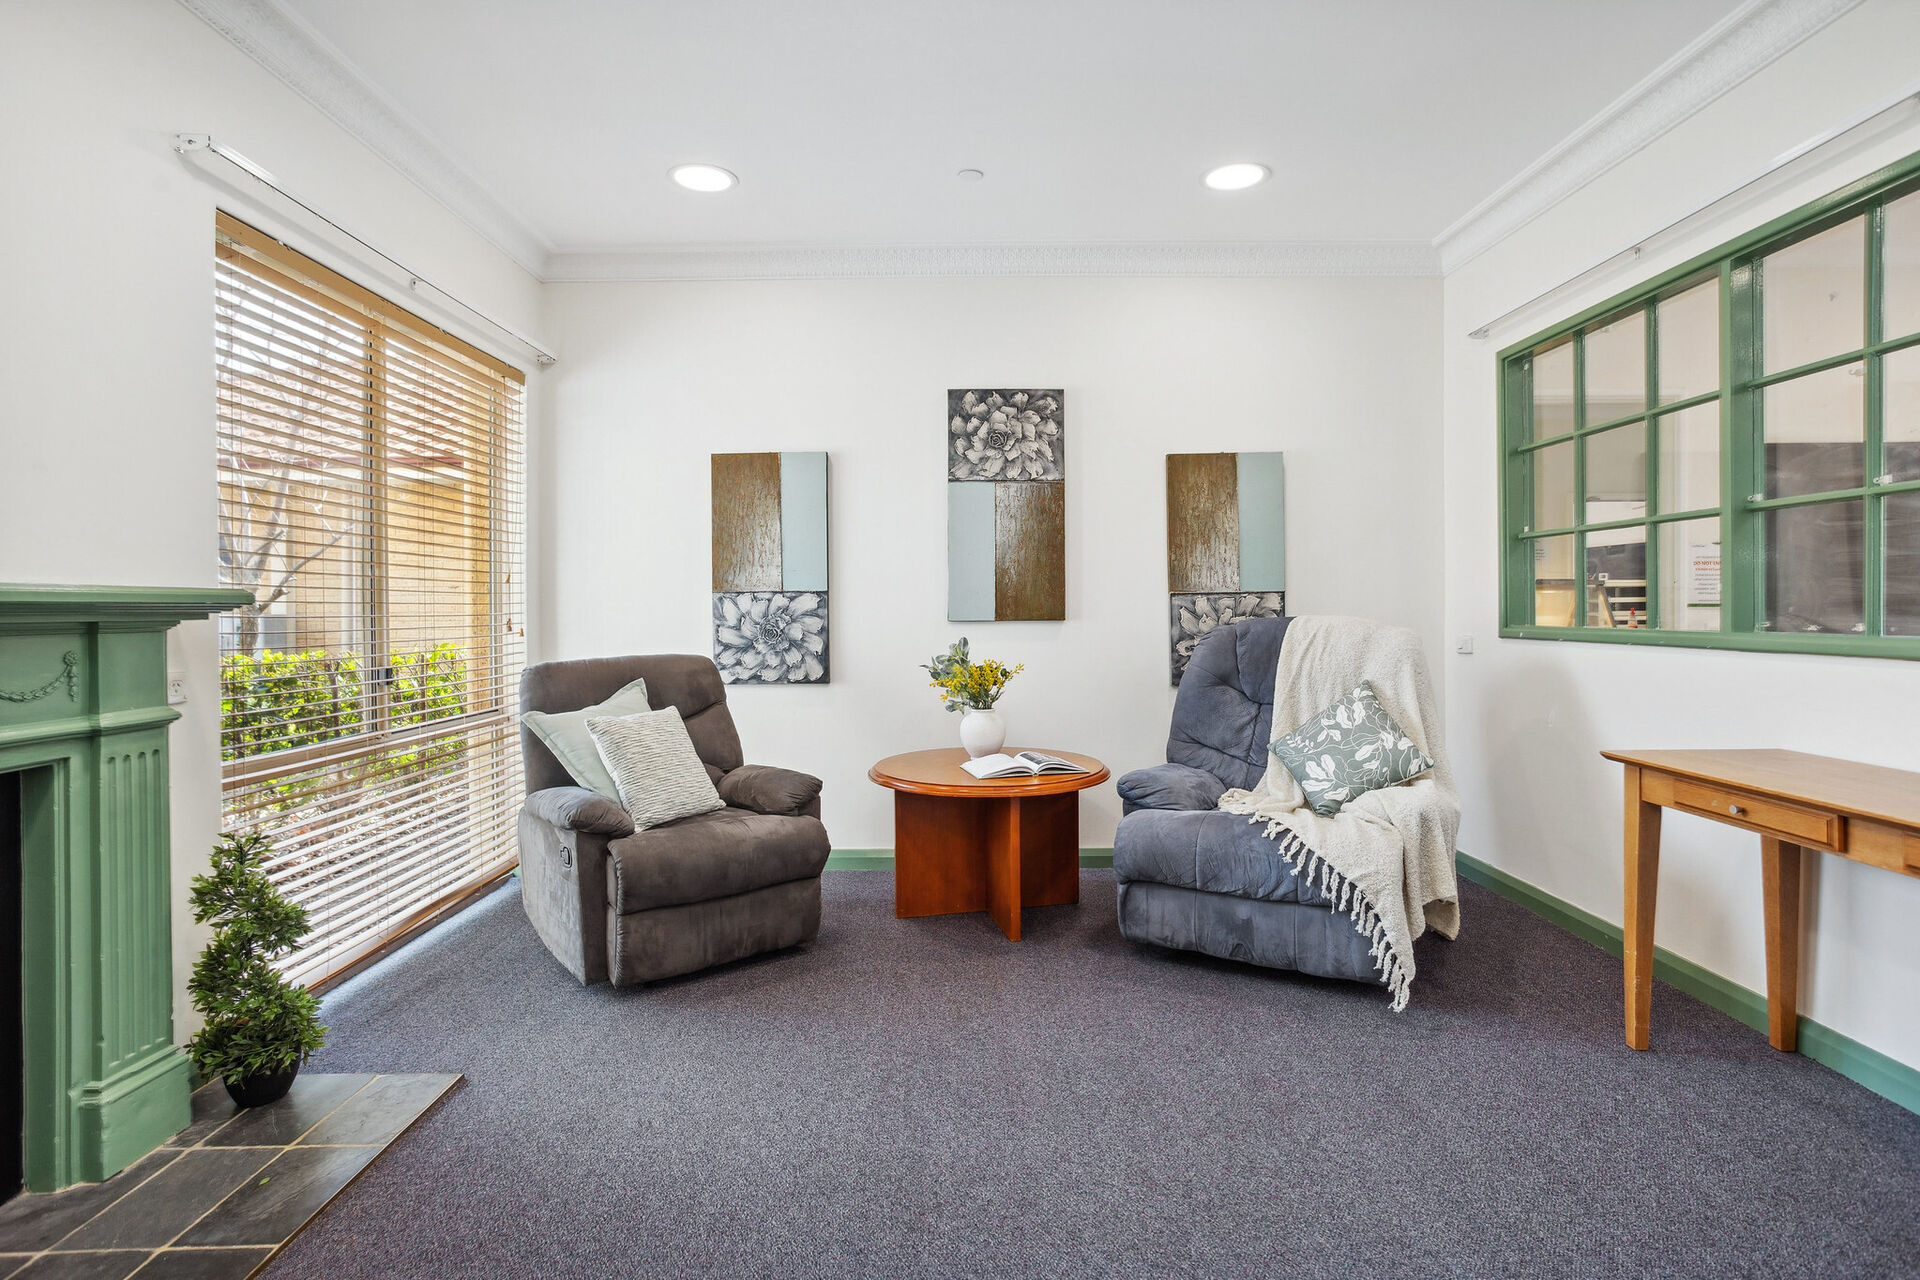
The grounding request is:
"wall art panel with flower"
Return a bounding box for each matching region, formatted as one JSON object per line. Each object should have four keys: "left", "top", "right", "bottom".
{"left": 947, "top": 389, "right": 1066, "bottom": 622}
{"left": 712, "top": 452, "right": 830, "bottom": 683}
{"left": 1166, "top": 452, "right": 1286, "bottom": 683}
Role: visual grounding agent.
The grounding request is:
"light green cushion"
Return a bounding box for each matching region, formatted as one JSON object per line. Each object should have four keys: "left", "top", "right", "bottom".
{"left": 521, "top": 677, "right": 651, "bottom": 802}
{"left": 1270, "top": 680, "right": 1434, "bottom": 817}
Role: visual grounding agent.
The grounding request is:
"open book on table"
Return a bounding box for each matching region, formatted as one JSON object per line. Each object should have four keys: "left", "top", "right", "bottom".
{"left": 960, "top": 750, "right": 1088, "bottom": 780}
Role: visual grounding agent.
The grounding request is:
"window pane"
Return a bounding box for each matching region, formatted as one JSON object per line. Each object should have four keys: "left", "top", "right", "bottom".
{"left": 1532, "top": 341, "right": 1574, "bottom": 439}
{"left": 1655, "top": 517, "right": 1721, "bottom": 631}
{"left": 1585, "top": 422, "right": 1646, "bottom": 506}
{"left": 1762, "top": 217, "right": 1865, "bottom": 374}
{"left": 215, "top": 266, "right": 376, "bottom": 757}
{"left": 1764, "top": 499, "right": 1864, "bottom": 634}
{"left": 1584, "top": 310, "right": 1645, "bottom": 423}
{"left": 1886, "top": 491, "right": 1920, "bottom": 635}
{"left": 1762, "top": 362, "right": 1864, "bottom": 498}
{"left": 1657, "top": 278, "right": 1719, "bottom": 404}
{"left": 1586, "top": 525, "right": 1647, "bottom": 628}
{"left": 1885, "top": 189, "right": 1920, "bottom": 342}
{"left": 1885, "top": 345, "right": 1920, "bottom": 484}
{"left": 1531, "top": 534, "right": 1577, "bottom": 626}
{"left": 1656, "top": 402, "right": 1719, "bottom": 514}
{"left": 1531, "top": 439, "right": 1575, "bottom": 531}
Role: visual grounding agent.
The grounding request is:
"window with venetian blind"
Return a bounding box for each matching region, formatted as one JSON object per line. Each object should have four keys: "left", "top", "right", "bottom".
{"left": 213, "top": 211, "right": 526, "bottom": 989}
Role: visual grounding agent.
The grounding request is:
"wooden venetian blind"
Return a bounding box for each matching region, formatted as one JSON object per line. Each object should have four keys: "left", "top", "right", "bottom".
{"left": 213, "top": 212, "right": 526, "bottom": 989}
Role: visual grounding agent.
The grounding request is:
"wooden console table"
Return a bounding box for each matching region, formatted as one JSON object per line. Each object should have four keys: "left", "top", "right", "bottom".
{"left": 1601, "top": 749, "right": 1920, "bottom": 1053}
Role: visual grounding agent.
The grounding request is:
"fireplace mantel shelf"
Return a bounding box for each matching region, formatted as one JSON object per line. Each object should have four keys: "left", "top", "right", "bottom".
{"left": 0, "top": 584, "right": 254, "bottom": 623}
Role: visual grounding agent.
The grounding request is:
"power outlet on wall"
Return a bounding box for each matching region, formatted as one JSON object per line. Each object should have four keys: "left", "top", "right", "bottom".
{"left": 166, "top": 671, "right": 188, "bottom": 706}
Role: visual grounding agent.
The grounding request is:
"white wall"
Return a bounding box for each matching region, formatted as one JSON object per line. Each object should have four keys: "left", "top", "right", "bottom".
{"left": 536, "top": 274, "right": 1443, "bottom": 850}
{"left": 1443, "top": 0, "right": 1920, "bottom": 1070}
{"left": 11, "top": 0, "right": 1911, "bottom": 1084}
{"left": 0, "top": 1, "right": 544, "bottom": 1034}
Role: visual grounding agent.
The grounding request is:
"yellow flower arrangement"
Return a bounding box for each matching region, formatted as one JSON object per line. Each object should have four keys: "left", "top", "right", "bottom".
{"left": 921, "top": 638, "right": 1023, "bottom": 713}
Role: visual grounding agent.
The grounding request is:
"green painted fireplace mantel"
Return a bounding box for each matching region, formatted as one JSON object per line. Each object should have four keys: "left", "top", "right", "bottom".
{"left": 0, "top": 583, "right": 251, "bottom": 1190}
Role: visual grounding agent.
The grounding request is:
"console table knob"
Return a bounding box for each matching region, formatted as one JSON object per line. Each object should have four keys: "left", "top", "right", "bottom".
{"left": 1729, "top": 804, "right": 1745, "bottom": 816}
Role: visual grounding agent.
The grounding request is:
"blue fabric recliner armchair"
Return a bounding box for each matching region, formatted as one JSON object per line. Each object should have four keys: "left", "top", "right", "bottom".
{"left": 1112, "top": 616, "right": 1383, "bottom": 985}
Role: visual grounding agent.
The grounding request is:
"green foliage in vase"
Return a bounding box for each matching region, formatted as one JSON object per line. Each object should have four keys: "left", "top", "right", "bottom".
{"left": 921, "top": 637, "right": 1024, "bottom": 713}
{"left": 186, "top": 831, "right": 327, "bottom": 1085}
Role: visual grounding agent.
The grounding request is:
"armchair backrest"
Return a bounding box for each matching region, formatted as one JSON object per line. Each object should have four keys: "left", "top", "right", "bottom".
{"left": 518, "top": 654, "right": 744, "bottom": 792}
{"left": 1167, "top": 616, "right": 1292, "bottom": 791}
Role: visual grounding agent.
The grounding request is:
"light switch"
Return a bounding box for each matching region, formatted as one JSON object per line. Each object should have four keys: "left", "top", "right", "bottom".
{"left": 1455, "top": 635, "right": 1474, "bottom": 655}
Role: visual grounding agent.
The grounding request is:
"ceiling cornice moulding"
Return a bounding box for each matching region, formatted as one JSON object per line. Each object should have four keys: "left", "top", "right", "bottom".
{"left": 1432, "top": 0, "right": 1865, "bottom": 275}
{"left": 176, "top": 0, "right": 553, "bottom": 276}
{"left": 183, "top": 0, "right": 1853, "bottom": 286}
{"left": 543, "top": 241, "right": 1441, "bottom": 283}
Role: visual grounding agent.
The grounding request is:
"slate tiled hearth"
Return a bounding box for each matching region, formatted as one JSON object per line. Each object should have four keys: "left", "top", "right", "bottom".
{"left": 0, "top": 1073, "right": 459, "bottom": 1278}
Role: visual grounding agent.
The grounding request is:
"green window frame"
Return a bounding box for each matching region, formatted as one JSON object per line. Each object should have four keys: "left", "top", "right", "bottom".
{"left": 1498, "top": 147, "right": 1920, "bottom": 659}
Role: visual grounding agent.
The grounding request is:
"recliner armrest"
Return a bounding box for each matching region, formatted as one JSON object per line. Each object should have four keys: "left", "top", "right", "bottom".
{"left": 523, "top": 786, "right": 636, "bottom": 837}
{"left": 1116, "top": 762, "right": 1227, "bottom": 814}
{"left": 718, "top": 765, "right": 823, "bottom": 817}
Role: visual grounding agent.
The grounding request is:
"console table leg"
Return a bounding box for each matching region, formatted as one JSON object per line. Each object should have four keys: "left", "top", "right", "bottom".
{"left": 1623, "top": 764, "right": 1662, "bottom": 1051}
{"left": 1761, "top": 837, "right": 1803, "bottom": 1052}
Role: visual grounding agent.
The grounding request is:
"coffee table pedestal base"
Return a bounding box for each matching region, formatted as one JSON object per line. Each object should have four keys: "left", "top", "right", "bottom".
{"left": 893, "top": 791, "right": 1080, "bottom": 940}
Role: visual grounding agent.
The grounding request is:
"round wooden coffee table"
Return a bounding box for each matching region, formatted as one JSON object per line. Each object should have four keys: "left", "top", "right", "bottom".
{"left": 868, "top": 747, "right": 1110, "bottom": 941}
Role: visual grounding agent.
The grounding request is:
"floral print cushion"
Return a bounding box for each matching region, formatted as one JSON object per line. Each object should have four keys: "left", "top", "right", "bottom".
{"left": 1269, "top": 680, "right": 1435, "bottom": 816}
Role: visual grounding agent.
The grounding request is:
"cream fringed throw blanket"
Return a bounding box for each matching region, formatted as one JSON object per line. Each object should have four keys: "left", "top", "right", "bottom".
{"left": 1218, "top": 616, "right": 1461, "bottom": 1010}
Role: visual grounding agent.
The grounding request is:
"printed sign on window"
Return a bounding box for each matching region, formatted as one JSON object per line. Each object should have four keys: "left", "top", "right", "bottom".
{"left": 1689, "top": 542, "right": 1721, "bottom": 606}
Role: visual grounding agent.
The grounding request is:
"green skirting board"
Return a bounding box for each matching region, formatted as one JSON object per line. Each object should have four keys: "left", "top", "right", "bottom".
{"left": 825, "top": 850, "right": 1112, "bottom": 870}
{"left": 1454, "top": 852, "right": 1919, "bottom": 1116}
{"left": 821, "top": 847, "right": 1916, "bottom": 1114}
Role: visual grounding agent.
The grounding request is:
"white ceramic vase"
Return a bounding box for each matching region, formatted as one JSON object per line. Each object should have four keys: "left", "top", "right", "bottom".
{"left": 959, "top": 708, "right": 1006, "bottom": 758}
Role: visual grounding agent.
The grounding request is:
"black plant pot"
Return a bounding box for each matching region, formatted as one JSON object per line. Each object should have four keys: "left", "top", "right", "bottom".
{"left": 223, "top": 1063, "right": 299, "bottom": 1108}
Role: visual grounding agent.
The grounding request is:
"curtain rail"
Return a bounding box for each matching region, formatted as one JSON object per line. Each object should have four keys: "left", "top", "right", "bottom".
{"left": 176, "top": 133, "right": 557, "bottom": 367}
{"left": 1468, "top": 82, "right": 1920, "bottom": 341}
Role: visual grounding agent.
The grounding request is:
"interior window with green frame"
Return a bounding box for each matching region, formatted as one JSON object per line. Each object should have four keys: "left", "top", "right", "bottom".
{"left": 1499, "top": 149, "right": 1920, "bottom": 657}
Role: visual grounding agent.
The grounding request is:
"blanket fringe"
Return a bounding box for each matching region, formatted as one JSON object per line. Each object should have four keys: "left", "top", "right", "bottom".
{"left": 1247, "top": 816, "right": 1412, "bottom": 1012}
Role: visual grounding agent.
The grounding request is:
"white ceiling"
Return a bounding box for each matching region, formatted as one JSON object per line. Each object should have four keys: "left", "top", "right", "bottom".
{"left": 266, "top": 0, "right": 1754, "bottom": 259}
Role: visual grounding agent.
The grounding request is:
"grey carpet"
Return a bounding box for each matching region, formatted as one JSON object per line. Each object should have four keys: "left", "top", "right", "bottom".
{"left": 263, "top": 871, "right": 1920, "bottom": 1280}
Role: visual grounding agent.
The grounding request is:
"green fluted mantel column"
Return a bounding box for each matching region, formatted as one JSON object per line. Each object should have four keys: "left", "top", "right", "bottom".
{"left": 0, "top": 583, "right": 252, "bottom": 1190}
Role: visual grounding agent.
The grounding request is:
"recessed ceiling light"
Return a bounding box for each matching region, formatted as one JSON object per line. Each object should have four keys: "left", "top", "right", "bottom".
{"left": 1203, "top": 162, "right": 1270, "bottom": 192}
{"left": 670, "top": 163, "right": 737, "bottom": 193}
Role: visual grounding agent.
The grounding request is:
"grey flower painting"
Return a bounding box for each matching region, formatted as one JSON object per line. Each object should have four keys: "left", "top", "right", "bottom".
{"left": 713, "top": 592, "right": 829, "bottom": 684}
{"left": 1170, "top": 592, "right": 1284, "bottom": 685}
{"left": 947, "top": 388, "right": 1067, "bottom": 621}
{"left": 712, "top": 451, "right": 829, "bottom": 684}
{"left": 1166, "top": 452, "right": 1286, "bottom": 683}
{"left": 948, "top": 389, "right": 1064, "bottom": 481}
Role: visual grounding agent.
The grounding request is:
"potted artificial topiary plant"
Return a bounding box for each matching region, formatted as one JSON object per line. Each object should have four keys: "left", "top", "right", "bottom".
{"left": 187, "top": 831, "right": 327, "bottom": 1107}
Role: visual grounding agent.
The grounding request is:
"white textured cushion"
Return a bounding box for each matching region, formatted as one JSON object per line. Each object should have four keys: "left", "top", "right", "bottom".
{"left": 522, "top": 677, "right": 651, "bottom": 801}
{"left": 585, "top": 708, "right": 726, "bottom": 831}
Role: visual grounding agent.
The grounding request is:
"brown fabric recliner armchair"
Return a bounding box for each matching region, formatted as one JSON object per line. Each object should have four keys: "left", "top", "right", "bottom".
{"left": 516, "top": 654, "right": 830, "bottom": 985}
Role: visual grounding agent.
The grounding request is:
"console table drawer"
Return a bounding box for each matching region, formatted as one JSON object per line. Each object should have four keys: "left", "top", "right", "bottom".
{"left": 1848, "top": 819, "right": 1920, "bottom": 874}
{"left": 1660, "top": 777, "right": 1842, "bottom": 849}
